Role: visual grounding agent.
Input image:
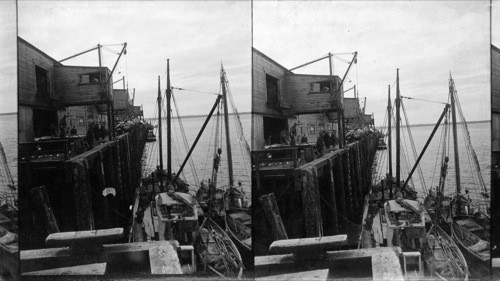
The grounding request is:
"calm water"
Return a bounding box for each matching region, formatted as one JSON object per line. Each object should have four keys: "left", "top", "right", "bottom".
{"left": 375, "top": 121, "right": 490, "bottom": 206}
{"left": 143, "top": 113, "right": 251, "bottom": 194}
{"left": 0, "top": 114, "right": 17, "bottom": 185}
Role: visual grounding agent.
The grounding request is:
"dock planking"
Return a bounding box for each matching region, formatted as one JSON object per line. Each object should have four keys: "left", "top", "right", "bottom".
{"left": 255, "top": 246, "right": 404, "bottom": 281}
{"left": 21, "top": 240, "right": 183, "bottom": 275}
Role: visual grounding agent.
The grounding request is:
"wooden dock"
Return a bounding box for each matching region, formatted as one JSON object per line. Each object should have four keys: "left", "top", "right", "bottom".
{"left": 255, "top": 246, "right": 404, "bottom": 281}
{"left": 252, "top": 133, "right": 379, "bottom": 254}
{"left": 19, "top": 124, "right": 149, "bottom": 249}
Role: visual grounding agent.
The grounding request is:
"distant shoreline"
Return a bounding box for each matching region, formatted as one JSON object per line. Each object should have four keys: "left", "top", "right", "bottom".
{"left": 0, "top": 112, "right": 16, "bottom": 116}
{"left": 377, "top": 119, "right": 489, "bottom": 128}
{"left": 144, "top": 112, "right": 251, "bottom": 119}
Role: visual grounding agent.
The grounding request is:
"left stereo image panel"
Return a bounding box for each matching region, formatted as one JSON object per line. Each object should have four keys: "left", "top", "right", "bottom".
{"left": 0, "top": 0, "right": 19, "bottom": 279}
{"left": 14, "top": 1, "right": 252, "bottom": 279}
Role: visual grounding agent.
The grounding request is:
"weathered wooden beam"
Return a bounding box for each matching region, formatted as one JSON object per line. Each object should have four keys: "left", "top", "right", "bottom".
{"left": 301, "top": 167, "right": 323, "bottom": 237}
{"left": 255, "top": 246, "right": 404, "bottom": 281}
{"left": 342, "top": 152, "right": 354, "bottom": 219}
{"left": 69, "top": 161, "right": 95, "bottom": 230}
{"left": 45, "top": 228, "right": 123, "bottom": 248}
{"left": 255, "top": 269, "right": 329, "bottom": 281}
{"left": 149, "top": 244, "right": 183, "bottom": 274}
{"left": 96, "top": 152, "right": 110, "bottom": 229}
{"left": 20, "top": 241, "right": 180, "bottom": 274}
{"left": 259, "top": 193, "right": 288, "bottom": 241}
{"left": 326, "top": 159, "right": 339, "bottom": 234}
{"left": 22, "top": 263, "right": 107, "bottom": 276}
{"left": 333, "top": 157, "right": 346, "bottom": 224}
{"left": 31, "top": 185, "right": 60, "bottom": 234}
{"left": 269, "top": 235, "right": 347, "bottom": 254}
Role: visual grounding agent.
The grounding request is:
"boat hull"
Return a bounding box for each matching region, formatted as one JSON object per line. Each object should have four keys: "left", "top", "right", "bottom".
{"left": 451, "top": 222, "right": 490, "bottom": 278}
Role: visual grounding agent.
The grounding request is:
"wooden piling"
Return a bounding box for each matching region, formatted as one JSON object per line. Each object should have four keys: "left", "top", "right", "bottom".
{"left": 259, "top": 193, "right": 288, "bottom": 241}
{"left": 70, "top": 161, "right": 95, "bottom": 230}
{"left": 342, "top": 152, "right": 354, "bottom": 220}
{"left": 334, "top": 156, "right": 347, "bottom": 225}
{"left": 326, "top": 159, "right": 339, "bottom": 234}
{"left": 301, "top": 167, "right": 323, "bottom": 237}
{"left": 31, "top": 186, "right": 60, "bottom": 234}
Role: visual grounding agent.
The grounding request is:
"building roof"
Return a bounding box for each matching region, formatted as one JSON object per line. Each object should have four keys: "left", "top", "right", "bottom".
{"left": 18, "top": 36, "right": 63, "bottom": 66}
{"left": 252, "top": 47, "right": 293, "bottom": 73}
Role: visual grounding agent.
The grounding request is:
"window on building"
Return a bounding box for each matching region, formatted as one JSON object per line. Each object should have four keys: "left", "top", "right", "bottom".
{"left": 79, "top": 72, "right": 101, "bottom": 85}
{"left": 310, "top": 81, "right": 333, "bottom": 93}
{"left": 35, "top": 65, "right": 49, "bottom": 97}
{"left": 266, "top": 74, "right": 279, "bottom": 103}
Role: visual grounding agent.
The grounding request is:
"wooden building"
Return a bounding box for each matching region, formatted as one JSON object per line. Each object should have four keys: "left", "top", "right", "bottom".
{"left": 113, "top": 89, "right": 132, "bottom": 122}
{"left": 252, "top": 48, "right": 344, "bottom": 150}
{"left": 18, "top": 37, "right": 113, "bottom": 142}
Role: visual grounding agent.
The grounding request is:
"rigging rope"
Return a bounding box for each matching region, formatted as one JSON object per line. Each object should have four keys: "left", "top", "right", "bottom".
{"left": 171, "top": 87, "right": 219, "bottom": 96}
{"left": 401, "top": 96, "right": 447, "bottom": 105}
{"left": 172, "top": 91, "right": 200, "bottom": 186}
{"left": 401, "top": 99, "right": 428, "bottom": 196}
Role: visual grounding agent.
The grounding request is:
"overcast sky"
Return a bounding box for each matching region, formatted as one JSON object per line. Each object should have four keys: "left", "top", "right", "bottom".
{"left": 17, "top": 1, "right": 251, "bottom": 117}
{"left": 494, "top": 1, "right": 500, "bottom": 46}
{"left": 254, "top": 1, "right": 492, "bottom": 126}
{"left": 0, "top": 1, "right": 16, "bottom": 114}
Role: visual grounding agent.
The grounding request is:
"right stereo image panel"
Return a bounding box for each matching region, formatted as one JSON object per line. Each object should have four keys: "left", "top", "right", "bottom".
{"left": 251, "top": 2, "right": 493, "bottom": 280}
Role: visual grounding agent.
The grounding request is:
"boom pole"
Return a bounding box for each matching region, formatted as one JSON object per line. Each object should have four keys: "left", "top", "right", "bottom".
{"left": 174, "top": 95, "right": 223, "bottom": 181}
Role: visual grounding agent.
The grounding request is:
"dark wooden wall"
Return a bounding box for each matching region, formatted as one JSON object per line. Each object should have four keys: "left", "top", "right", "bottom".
{"left": 19, "top": 125, "right": 148, "bottom": 249}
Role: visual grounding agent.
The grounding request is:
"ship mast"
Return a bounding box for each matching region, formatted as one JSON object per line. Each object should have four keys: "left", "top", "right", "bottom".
{"left": 396, "top": 69, "right": 401, "bottom": 192}
{"left": 449, "top": 74, "right": 461, "bottom": 198}
{"left": 166, "top": 60, "right": 172, "bottom": 182}
{"left": 221, "top": 64, "right": 234, "bottom": 186}
{"left": 387, "top": 84, "right": 393, "bottom": 198}
{"left": 157, "top": 75, "right": 164, "bottom": 190}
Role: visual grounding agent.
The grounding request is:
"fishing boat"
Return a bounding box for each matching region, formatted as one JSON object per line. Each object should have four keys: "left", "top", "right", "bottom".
{"left": 445, "top": 74, "right": 490, "bottom": 278}
{"left": 360, "top": 70, "right": 470, "bottom": 280}
{"left": 193, "top": 66, "right": 252, "bottom": 269}
{"left": 130, "top": 61, "right": 244, "bottom": 278}
{"left": 423, "top": 224, "right": 469, "bottom": 280}
{"left": 377, "top": 138, "right": 387, "bottom": 150}
{"left": 0, "top": 141, "right": 17, "bottom": 277}
{"left": 421, "top": 119, "right": 469, "bottom": 280}
{"left": 360, "top": 70, "right": 419, "bottom": 249}
{"left": 146, "top": 127, "right": 156, "bottom": 142}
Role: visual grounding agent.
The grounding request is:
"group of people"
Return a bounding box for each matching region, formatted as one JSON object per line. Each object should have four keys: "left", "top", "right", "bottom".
{"left": 48, "top": 115, "right": 80, "bottom": 138}
{"left": 315, "top": 130, "right": 338, "bottom": 156}
{"left": 86, "top": 122, "right": 108, "bottom": 148}
{"left": 277, "top": 123, "right": 338, "bottom": 152}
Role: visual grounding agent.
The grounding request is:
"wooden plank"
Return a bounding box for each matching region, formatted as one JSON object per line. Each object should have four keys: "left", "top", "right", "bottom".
{"left": 334, "top": 156, "right": 346, "bottom": 221}
{"left": 31, "top": 185, "right": 60, "bottom": 234}
{"left": 149, "top": 244, "right": 183, "bottom": 274}
{"left": 255, "top": 269, "right": 329, "bottom": 281}
{"left": 269, "top": 235, "right": 347, "bottom": 254}
{"left": 256, "top": 247, "right": 404, "bottom": 280}
{"left": 301, "top": 167, "right": 323, "bottom": 237}
{"left": 21, "top": 241, "right": 178, "bottom": 273}
{"left": 23, "top": 263, "right": 107, "bottom": 276}
{"left": 45, "top": 228, "right": 123, "bottom": 247}
{"left": 372, "top": 252, "right": 404, "bottom": 281}
{"left": 69, "top": 161, "right": 95, "bottom": 230}
{"left": 259, "top": 193, "right": 288, "bottom": 240}
{"left": 326, "top": 159, "right": 339, "bottom": 234}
